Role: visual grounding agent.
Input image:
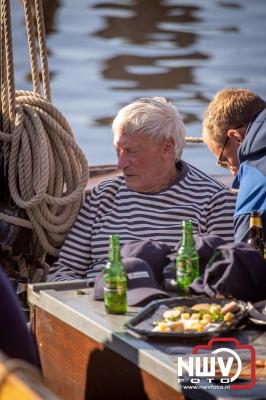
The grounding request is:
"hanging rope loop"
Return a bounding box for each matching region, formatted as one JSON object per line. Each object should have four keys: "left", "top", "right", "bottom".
{"left": 0, "top": 0, "right": 89, "bottom": 265}
{"left": 0, "top": 89, "right": 89, "bottom": 257}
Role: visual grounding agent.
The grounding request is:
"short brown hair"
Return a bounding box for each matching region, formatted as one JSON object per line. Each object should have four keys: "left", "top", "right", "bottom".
{"left": 202, "top": 88, "right": 266, "bottom": 145}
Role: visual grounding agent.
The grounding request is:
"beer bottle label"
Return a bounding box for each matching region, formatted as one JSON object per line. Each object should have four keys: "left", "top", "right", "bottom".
{"left": 250, "top": 216, "right": 262, "bottom": 228}
{"left": 177, "top": 259, "right": 192, "bottom": 275}
{"left": 177, "top": 261, "right": 185, "bottom": 277}
{"left": 104, "top": 283, "right": 124, "bottom": 295}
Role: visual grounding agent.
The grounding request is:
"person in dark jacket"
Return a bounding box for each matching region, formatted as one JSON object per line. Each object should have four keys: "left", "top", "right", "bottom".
{"left": 0, "top": 267, "right": 40, "bottom": 368}
{"left": 202, "top": 88, "right": 266, "bottom": 242}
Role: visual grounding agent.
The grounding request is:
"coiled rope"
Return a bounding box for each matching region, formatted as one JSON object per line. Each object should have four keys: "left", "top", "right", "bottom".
{"left": 0, "top": 0, "right": 89, "bottom": 264}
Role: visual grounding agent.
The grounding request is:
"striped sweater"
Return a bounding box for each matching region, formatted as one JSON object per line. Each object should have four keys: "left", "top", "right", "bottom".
{"left": 48, "top": 161, "right": 236, "bottom": 281}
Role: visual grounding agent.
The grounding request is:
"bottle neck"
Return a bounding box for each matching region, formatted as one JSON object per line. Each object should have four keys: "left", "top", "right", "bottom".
{"left": 110, "top": 245, "right": 121, "bottom": 262}
{"left": 250, "top": 216, "right": 262, "bottom": 229}
{"left": 181, "top": 226, "right": 194, "bottom": 247}
{"left": 109, "top": 235, "right": 121, "bottom": 262}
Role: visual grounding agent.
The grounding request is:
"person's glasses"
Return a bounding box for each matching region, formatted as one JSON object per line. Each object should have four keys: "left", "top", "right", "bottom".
{"left": 216, "top": 136, "right": 230, "bottom": 169}
{"left": 216, "top": 125, "right": 244, "bottom": 169}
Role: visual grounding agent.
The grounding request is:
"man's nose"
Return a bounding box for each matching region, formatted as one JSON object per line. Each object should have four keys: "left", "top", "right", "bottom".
{"left": 118, "top": 150, "right": 130, "bottom": 169}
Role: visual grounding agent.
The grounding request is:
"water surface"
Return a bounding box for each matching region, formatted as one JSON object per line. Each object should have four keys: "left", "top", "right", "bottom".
{"left": 12, "top": 0, "right": 266, "bottom": 175}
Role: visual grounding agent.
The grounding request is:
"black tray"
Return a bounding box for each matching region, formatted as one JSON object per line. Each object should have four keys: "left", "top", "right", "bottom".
{"left": 248, "top": 300, "right": 266, "bottom": 325}
{"left": 125, "top": 297, "right": 247, "bottom": 339}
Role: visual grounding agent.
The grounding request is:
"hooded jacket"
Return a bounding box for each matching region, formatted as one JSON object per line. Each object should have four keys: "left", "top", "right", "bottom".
{"left": 233, "top": 108, "right": 266, "bottom": 241}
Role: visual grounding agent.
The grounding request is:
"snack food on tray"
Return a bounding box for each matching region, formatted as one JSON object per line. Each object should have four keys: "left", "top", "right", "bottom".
{"left": 152, "top": 301, "right": 239, "bottom": 333}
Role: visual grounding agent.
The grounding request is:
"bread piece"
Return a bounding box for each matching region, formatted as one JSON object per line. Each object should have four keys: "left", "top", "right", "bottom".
{"left": 163, "top": 308, "right": 182, "bottom": 320}
{"left": 191, "top": 303, "right": 211, "bottom": 312}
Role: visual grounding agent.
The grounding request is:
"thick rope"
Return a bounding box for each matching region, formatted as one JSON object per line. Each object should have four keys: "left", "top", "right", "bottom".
{"left": 1, "top": 0, "right": 15, "bottom": 123}
{"left": 0, "top": 91, "right": 89, "bottom": 256}
{"left": 23, "top": 0, "right": 51, "bottom": 100}
{"left": 0, "top": 1, "right": 89, "bottom": 260}
{"left": 34, "top": 0, "right": 51, "bottom": 100}
{"left": 23, "top": 0, "right": 41, "bottom": 95}
{"left": 1, "top": 0, "right": 15, "bottom": 171}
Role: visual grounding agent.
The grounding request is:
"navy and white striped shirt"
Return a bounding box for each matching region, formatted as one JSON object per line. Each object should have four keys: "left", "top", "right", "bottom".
{"left": 48, "top": 161, "right": 236, "bottom": 281}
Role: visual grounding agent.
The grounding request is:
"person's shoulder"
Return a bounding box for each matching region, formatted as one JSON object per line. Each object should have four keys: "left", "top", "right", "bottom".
{"left": 184, "top": 162, "right": 232, "bottom": 192}
{"left": 184, "top": 161, "right": 216, "bottom": 183}
{"left": 91, "top": 175, "right": 125, "bottom": 197}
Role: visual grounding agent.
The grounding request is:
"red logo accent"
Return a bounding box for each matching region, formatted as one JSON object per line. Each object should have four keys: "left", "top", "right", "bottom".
{"left": 192, "top": 337, "right": 256, "bottom": 389}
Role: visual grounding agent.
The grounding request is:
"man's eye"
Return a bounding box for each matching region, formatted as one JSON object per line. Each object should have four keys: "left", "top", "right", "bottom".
{"left": 116, "top": 149, "right": 138, "bottom": 157}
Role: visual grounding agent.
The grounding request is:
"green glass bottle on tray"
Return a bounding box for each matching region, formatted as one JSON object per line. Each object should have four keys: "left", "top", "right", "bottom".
{"left": 104, "top": 234, "right": 127, "bottom": 314}
{"left": 176, "top": 220, "right": 199, "bottom": 294}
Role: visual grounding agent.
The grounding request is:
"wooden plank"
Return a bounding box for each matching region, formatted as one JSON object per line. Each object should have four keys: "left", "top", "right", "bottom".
{"left": 0, "top": 368, "right": 40, "bottom": 400}
{"left": 89, "top": 164, "right": 120, "bottom": 177}
{"left": 34, "top": 307, "right": 184, "bottom": 400}
{"left": 0, "top": 352, "right": 57, "bottom": 400}
{"left": 86, "top": 165, "right": 120, "bottom": 191}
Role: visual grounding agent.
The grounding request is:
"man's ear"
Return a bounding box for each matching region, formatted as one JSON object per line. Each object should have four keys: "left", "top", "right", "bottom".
{"left": 227, "top": 128, "right": 245, "bottom": 144}
{"left": 163, "top": 138, "right": 175, "bottom": 155}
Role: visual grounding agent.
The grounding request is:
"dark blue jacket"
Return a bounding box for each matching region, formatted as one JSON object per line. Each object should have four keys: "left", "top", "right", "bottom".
{"left": 233, "top": 108, "right": 266, "bottom": 241}
{"left": 0, "top": 268, "right": 40, "bottom": 368}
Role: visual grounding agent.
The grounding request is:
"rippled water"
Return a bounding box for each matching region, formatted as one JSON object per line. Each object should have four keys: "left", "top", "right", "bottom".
{"left": 12, "top": 0, "right": 266, "bottom": 175}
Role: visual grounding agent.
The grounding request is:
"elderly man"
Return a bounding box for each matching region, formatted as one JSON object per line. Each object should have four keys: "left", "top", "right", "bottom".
{"left": 49, "top": 97, "right": 235, "bottom": 281}
{"left": 202, "top": 88, "right": 266, "bottom": 242}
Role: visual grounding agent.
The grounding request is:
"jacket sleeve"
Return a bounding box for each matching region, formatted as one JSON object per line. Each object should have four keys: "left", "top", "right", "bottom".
{"left": 234, "top": 213, "right": 250, "bottom": 242}
{"left": 233, "top": 163, "right": 266, "bottom": 242}
{"left": 48, "top": 189, "right": 98, "bottom": 281}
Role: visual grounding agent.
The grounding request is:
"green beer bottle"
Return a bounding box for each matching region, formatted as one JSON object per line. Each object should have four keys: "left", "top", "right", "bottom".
{"left": 176, "top": 220, "right": 199, "bottom": 294}
{"left": 104, "top": 234, "right": 127, "bottom": 314}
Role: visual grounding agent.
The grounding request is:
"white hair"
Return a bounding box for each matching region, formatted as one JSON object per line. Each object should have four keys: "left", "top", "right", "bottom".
{"left": 112, "top": 97, "right": 186, "bottom": 161}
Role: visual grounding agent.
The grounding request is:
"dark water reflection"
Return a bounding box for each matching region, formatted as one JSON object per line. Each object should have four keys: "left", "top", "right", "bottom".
{"left": 12, "top": 0, "right": 266, "bottom": 173}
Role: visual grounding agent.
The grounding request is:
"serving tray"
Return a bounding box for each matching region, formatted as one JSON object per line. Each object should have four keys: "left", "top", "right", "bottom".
{"left": 125, "top": 296, "right": 247, "bottom": 339}
{"left": 248, "top": 300, "right": 266, "bottom": 325}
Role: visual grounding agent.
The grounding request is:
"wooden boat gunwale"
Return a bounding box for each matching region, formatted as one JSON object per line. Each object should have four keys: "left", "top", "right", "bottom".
{"left": 87, "top": 163, "right": 234, "bottom": 191}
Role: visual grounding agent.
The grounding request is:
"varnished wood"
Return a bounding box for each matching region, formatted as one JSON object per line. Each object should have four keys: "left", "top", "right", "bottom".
{"left": 89, "top": 164, "right": 120, "bottom": 178}
{"left": 86, "top": 164, "right": 120, "bottom": 191}
{"left": 0, "top": 352, "right": 57, "bottom": 400}
{"left": 34, "top": 307, "right": 184, "bottom": 400}
{"left": 0, "top": 368, "right": 39, "bottom": 400}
